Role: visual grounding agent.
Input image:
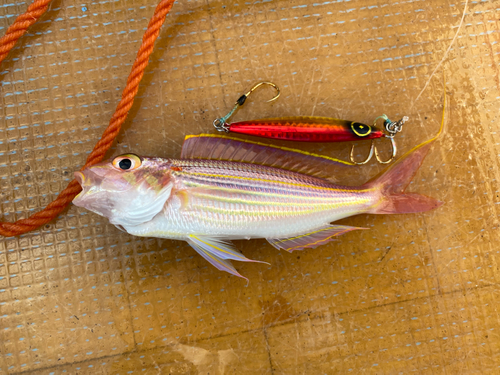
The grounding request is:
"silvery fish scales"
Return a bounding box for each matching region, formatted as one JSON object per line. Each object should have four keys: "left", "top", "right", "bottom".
{"left": 73, "top": 135, "right": 441, "bottom": 279}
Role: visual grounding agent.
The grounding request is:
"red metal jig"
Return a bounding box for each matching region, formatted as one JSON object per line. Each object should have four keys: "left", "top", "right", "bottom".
{"left": 213, "top": 82, "right": 408, "bottom": 165}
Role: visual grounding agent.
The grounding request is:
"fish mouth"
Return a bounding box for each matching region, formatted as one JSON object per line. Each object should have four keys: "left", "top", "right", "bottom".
{"left": 73, "top": 171, "right": 93, "bottom": 206}
{"left": 74, "top": 171, "right": 85, "bottom": 186}
{"left": 72, "top": 172, "right": 105, "bottom": 217}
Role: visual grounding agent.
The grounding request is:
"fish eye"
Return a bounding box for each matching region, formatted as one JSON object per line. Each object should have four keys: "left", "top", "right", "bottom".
{"left": 112, "top": 154, "right": 142, "bottom": 171}
{"left": 119, "top": 159, "right": 132, "bottom": 169}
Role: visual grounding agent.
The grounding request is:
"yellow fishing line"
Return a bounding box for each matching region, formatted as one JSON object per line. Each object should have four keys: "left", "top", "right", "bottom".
{"left": 403, "top": 71, "right": 447, "bottom": 156}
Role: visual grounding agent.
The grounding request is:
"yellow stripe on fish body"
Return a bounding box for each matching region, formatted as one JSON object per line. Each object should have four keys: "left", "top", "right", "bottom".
{"left": 186, "top": 171, "right": 345, "bottom": 192}
{"left": 189, "top": 191, "right": 344, "bottom": 207}
{"left": 178, "top": 170, "right": 376, "bottom": 194}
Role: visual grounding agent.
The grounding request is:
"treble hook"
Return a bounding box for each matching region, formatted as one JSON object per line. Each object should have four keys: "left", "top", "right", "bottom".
{"left": 349, "top": 116, "right": 408, "bottom": 165}
{"left": 375, "top": 135, "right": 397, "bottom": 164}
{"left": 350, "top": 140, "right": 375, "bottom": 165}
{"left": 214, "top": 82, "right": 280, "bottom": 132}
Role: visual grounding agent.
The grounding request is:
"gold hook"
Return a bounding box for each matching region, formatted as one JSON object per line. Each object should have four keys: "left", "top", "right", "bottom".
{"left": 349, "top": 135, "right": 397, "bottom": 165}
{"left": 214, "top": 81, "right": 281, "bottom": 132}
{"left": 375, "top": 135, "right": 397, "bottom": 164}
{"left": 350, "top": 140, "right": 375, "bottom": 165}
{"left": 349, "top": 115, "right": 406, "bottom": 165}
{"left": 243, "top": 81, "right": 281, "bottom": 103}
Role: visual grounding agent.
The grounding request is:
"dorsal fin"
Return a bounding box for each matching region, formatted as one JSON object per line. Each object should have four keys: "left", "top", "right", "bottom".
{"left": 180, "top": 134, "right": 354, "bottom": 181}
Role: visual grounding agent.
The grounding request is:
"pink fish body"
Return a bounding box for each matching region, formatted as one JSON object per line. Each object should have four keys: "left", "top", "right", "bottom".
{"left": 73, "top": 134, "right": 441, "bottom": 280}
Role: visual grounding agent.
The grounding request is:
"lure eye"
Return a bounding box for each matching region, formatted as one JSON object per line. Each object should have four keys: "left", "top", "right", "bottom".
{"left": 350, "top": 122, "right": 372, "bottom": 137}
{"left": 112, "top": 154, "right": 142, "bottom": 171}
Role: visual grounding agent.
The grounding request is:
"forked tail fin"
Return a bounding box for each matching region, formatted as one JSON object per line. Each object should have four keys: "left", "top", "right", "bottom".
{"left": 367, "top": 72, "right": 446, "bottom": 215}
{"left": 366, "top": 140, "right": 442, "bottom": 215}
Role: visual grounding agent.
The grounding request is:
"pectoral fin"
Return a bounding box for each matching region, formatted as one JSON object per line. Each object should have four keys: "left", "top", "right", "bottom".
{"left": 187, "top": 235, "right": 267, "bottom": 280}
{"left": 267, "top": 225, "right": 366, "bottom": 252}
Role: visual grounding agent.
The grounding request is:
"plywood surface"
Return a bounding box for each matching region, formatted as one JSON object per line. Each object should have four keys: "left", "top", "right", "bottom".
{"left": 0, "top": 0, "right": 499, "bottom": 373}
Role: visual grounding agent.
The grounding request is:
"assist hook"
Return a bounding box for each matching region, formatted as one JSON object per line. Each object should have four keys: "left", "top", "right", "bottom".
{"left": 350, "top": 115, "right": 408, "bottom": 165}
{"left": 213, "top": 82, "right": 280, "bottom": 132}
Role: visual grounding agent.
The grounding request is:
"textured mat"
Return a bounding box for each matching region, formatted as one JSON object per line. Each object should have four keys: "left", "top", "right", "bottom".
{"left": 0, "top": 0, "right": 499, "bottom": 373}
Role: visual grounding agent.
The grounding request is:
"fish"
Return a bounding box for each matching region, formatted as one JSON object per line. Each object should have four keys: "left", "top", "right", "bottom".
{"left": 72, "top": 134, "right": 442, "bottom": 280}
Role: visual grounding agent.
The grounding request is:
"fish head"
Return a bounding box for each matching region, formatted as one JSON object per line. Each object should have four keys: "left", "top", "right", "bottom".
{"left": 73, "top": 154, "right": 174, "bottom": 227}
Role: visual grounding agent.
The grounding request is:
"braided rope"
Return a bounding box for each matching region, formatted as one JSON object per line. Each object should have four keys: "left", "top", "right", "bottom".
{"left": 0, "top": 0, "right": 177, "bottom": 236}
{"left": 0, "top": 0, "right": 52, "bottom": 63}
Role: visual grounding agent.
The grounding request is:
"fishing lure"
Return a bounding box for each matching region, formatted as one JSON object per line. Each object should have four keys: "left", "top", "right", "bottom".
{"left": 73, "top": 134, "right": 441, "bottom": 281}
{"left": 213, "top": 82, "right": 409, "bottom": 165}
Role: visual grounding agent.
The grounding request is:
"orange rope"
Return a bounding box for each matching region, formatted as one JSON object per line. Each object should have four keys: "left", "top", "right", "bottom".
{"left": 0, "top": 0, "right": 52, "bottom": 63}
{"left": 0, "top": 0, "right": 177, "bottom": 237}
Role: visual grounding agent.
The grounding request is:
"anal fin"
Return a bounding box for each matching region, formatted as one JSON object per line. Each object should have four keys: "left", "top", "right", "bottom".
{"left": 267, "top": 225, "right": 365, "bottom": 253}
{"left": 187, "top": 235, "right": 267, "bottom": 280}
